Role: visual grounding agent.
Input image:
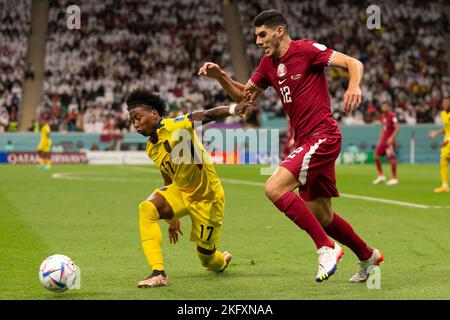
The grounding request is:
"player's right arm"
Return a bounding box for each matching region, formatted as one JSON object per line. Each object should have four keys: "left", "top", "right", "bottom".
{"left": 198, "top": 62, "right": 263, "bottom": 103}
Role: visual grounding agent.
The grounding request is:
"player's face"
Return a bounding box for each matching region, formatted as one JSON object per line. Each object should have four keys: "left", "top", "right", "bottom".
{"left": 255, "top": 25, "right": 282, "bottom": 57}
{"left": 381, "top": 102, "right": 390, "bottom": 113}
{"left": 129, "top": 106, "right": 159, "bottom": 136}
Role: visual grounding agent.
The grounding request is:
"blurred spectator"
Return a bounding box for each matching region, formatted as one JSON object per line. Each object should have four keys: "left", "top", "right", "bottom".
{"left": 5, "top": 140, "right": 14, "bottom": 151}
{"left": 0, "top": 0, "right": 31, "bottom": 129}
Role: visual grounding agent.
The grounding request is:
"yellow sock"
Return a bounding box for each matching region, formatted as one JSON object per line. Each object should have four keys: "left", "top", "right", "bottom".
{"left": 39, "top": 157, "right": 45, "bottom": 166}
{"left": 139, "top": 200, "right": 164, "bottom": 271}
{"left": 46, "top": 158, "right": 52, "bottom": 167}
{"left": 197, "top": 250, "right": 226, "bottom": 272}
{"left": 440, "top": 155, "right": 448, "bottom": 186}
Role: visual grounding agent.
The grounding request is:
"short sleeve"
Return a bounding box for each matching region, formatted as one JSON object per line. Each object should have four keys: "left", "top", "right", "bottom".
{"left": 302, "top": 40, "right": 335, "bottom": 68}
{"left": 249, "top": 57, "right": 271, "bottom": 92}
{"left": 162, "top": 114, "right": 193, "bottom": 132}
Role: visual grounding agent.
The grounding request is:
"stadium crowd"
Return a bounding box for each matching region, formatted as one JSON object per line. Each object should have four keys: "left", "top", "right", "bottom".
{"left": 0, "top": 0, "right": 31, "bottom": 132}
{"left": 238, "top": 0, "right": 450, "bottom": 125}
{"left": 39, "top": 0, "right": 233, "bottom": 133}
{"left": 1, "top": 0, "right": 449, "bottom": 132}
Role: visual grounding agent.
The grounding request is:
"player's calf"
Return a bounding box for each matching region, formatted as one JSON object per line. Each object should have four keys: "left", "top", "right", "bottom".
{"left": 197, "top": 246, "right": 232, "bottom": 272}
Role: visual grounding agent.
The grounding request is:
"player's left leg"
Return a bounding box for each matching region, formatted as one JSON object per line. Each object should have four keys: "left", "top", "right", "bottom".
{"left": 37, "top": 150, "right": 45, "bottom": 168}
{"left": 137, "top": 185, "right": 188, "bottom": 288}
{"left": 373, "top": 145, "right": 386, "bottom": 184}
{"left": 44, "top": 151, "right": 52, "bottom": 169}
{"left": 386, "top": 145, "right": 398, "bottom": 185}
{"left": 189, "top": 198, "right": 232, "bottom": 273}
{"left": 435, "top": 149, "right": 450, "bottom": 192}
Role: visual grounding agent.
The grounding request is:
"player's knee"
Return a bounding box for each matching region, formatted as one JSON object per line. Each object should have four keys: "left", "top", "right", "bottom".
{"left": 138, "top": 200, "right": 159, "bottom": 222}
{"left": 264, "top": 181, "right": 283, "bottom": 202}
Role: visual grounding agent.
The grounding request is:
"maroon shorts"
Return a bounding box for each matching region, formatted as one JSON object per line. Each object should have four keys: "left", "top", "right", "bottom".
{"left": 375, "top": 142, "right": 396, "bottom": 158}
{"left": 280, "top": 136, "right": 341, "bottom": 201}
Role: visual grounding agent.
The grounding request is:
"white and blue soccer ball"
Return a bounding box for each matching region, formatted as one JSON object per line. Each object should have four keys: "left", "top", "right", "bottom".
{"left": 39, "top": 254, "right": 78, "bottom": 292}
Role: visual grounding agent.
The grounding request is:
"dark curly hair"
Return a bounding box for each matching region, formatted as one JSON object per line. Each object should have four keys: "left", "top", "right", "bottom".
{"left": 126, "top": 89, "right": 167, "bottom": 116}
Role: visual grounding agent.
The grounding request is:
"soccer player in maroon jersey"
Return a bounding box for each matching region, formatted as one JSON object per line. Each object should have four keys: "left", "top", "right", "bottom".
{"left": 373, "top": 101, "right": 400, "bottom": 186}
{"left": 199, "top": 10, "right": 384, "bottom": 282}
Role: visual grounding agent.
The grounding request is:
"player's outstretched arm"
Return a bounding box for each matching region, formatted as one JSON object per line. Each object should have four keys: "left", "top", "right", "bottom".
{"left": 330, "top": 52, "right": 364, "bottom": 113}
{"left": 198, "top": 62, "right": 247, "bottom": 102}
{"left": 190, "top": 92, "right": 252, "bottom": 125}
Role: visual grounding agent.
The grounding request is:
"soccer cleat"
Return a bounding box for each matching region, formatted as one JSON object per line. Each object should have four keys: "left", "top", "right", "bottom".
{"left": 434, "top": 186, "right": 449, "bottom": 193}
{"left": 217, "top": 251, "right": 232, "bottom": 273}
{"left": 137, "top": 270, "right": 168, "bottom": 288}
{"left": 386, "top": 178, "right": 398, "bottom": 186}
{"left": 372, "top": 175, "right": 386, "bottom": 185}
{"left": 316, "top": 243, "right": 342, "bottom": 283}
{"left": 348, "top": 248, "right": 384, "bottom": 283}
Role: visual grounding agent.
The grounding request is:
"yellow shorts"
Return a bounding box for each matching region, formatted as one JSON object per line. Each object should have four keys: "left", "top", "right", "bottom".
{"left": 155, "top": 184, "right": 224, "bottom": 251}
{"left": 37, "top": 142, "right": 51, "bottom": 153}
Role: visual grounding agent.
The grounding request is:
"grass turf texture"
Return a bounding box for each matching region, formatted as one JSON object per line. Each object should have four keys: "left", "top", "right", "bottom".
{"left": 1, "top": 164, "right": 449, "bottom": 300}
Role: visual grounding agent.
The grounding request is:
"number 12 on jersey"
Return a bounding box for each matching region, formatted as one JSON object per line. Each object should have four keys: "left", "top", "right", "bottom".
{"left": 280, "top": 86, "right": 292, "bottom": 103}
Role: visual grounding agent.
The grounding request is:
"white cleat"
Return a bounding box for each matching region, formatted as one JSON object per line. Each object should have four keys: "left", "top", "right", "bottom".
{"left": 349, "top": 248, "right": 384, "bottom": 283}
{"left": 372, "top": 176, "right": 386, "bottom": 185}
{"left": 386, "top": 179, "right": 398, "bottom": 186}
{"left": 316, "top": 243, "right": 343, "bottom": 282}
{"left": 137, "top": 272, "right": 169, "bottom": 288}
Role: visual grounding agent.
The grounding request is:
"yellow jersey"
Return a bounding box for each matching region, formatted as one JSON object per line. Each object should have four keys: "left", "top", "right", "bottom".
{"left": 39, "top": 123, "right": 51, "bottom": 145}
{"left": 146, "top": 114, "right": 224, "bottom": 202}
{"left": 442, "top": 111, "right": 450, "bottom": 141}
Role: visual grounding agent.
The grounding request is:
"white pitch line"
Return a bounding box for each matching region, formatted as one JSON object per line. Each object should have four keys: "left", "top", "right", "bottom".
{"left": 339, "top": 193, "right": 432, "bottom": 209}
{"left": 52, "top": 170, "right": 450, "bottom": 209}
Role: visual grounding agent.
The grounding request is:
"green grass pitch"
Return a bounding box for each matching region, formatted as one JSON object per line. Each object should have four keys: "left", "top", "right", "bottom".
{"left": 1, "top": 163, "right": 449, "bottom": 300}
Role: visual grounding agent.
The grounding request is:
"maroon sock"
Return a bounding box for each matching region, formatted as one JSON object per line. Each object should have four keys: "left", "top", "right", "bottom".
{"left": 325, "top": 213, "right": 373, "bottom": 261}
{"left": 390, "top": 158, "right": 397, "bottom": 179}
{"left": 375, "top": 158, "right": 383, "bottom": 176}
{"left": 273, "top": 192, "right": 334, "bottom": 249}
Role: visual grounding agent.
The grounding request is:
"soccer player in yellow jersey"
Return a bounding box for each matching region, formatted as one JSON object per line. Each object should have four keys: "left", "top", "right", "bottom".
{"left": 126, "top": 89, "right": 251, "bottom": 287}
{"left": 37, "top": 118, "right": 52, "bottom": 169}
{"left": 428, "top": 97, "right": 450, "bottom": 193}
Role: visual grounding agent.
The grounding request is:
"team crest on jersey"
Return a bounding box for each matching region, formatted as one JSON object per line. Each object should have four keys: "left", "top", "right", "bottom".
{"left": 277, "top": 63, "right": 287, "bottom": 78}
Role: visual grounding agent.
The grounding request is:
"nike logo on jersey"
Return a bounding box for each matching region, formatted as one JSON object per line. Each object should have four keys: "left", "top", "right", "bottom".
{"left": 278, "top": 78, "right": 287, "bottom": 85}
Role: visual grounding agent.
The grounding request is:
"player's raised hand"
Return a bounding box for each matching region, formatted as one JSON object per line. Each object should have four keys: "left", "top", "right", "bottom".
{"left": 198, "top": 62, "right": 223, "bottom": 79}
{"left": 235, "top": 91, "right": 253, "bottom": 118}
{"left": 343, "top": 86, "right": 362, "bottom": 113}
{"left": 168, "top": 220, "right": 183, "bottom": 244}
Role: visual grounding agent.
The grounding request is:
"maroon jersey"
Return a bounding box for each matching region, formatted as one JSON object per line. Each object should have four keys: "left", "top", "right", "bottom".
{"left": 250, "top": 39, "right": 340, "bottom": 146}
{"left": 379, "top": 112, "right": 398, "bottom": 143}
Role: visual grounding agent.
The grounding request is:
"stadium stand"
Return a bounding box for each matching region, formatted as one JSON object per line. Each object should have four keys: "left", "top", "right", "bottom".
{"left": 0, "top": 0, "right": 32, "bottom": 132}
{"left": 40, "top": 0, "right": 234, "bottom": 133}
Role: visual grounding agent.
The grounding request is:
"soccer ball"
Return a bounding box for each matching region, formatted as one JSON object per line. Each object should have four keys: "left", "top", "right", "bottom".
{"left": 39, "top": 254, "right": 78, "bottom": 292}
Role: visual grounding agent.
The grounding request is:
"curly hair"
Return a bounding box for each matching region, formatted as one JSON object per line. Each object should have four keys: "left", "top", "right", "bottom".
{"left": 126, "top": 89, "right": 167, "bottom": 116}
